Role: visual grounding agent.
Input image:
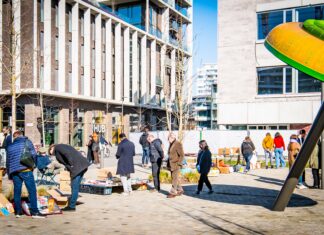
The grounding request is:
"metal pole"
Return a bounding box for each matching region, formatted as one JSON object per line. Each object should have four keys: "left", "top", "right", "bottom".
{"left": 121, "top": 98, "right": 124, "bottom": 133}
{"left": 272, "top": 103, "right": 324, "bottom": 211}
{"left": 210, "top": 87, "right": 213, "bottom": 130}
{"left": 321, "top": 83, "right": 324, "bottom": 189}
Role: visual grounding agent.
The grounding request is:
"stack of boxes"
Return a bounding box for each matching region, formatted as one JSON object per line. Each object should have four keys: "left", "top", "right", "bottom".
{"left": 59, "top": 171, "right": 71, "bottom": 194}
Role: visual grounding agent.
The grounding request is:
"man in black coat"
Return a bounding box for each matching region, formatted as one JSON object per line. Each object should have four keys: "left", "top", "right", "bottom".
{"left": 49, "top": 144, "right": 90, "bottom": 211}
{"left": 116, "top": 133, "right": 135, "bottom": 195}
{"left": 147, "top": 134, "right": 164, "bottom": 191}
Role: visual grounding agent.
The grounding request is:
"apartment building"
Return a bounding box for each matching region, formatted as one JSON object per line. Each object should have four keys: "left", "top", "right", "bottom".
{"left": 218, "top": 0, "right": 323, "bottom": 130}
{"left": 0, "top": 0, "right": 193, "bottom": 146}
{"left": 192, "top": 64, "right": 217, "bottom": 129}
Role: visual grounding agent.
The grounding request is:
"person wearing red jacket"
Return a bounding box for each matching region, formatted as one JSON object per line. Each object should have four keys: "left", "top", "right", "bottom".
{"left": 274, "top": 132, "right": 286, "bottom": 168}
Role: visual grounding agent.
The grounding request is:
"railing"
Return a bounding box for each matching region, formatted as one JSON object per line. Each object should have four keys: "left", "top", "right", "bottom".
{"left": 170, "top": 21, "right": 179, "bottom": 31}
{"left": 163, "top": 0, "right": 175, "bottom": 8}
{"left": 149, "top": 25, "right": 163, "bottom": 39}
{"left": 169, "top": 37, "right": 178, "bottom": 47}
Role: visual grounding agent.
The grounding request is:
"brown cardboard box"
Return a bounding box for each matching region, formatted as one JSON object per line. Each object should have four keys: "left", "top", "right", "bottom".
{"left": 97, "top": 167, "right": 116, "bottom": 180}
{"left": 47, "top": 189, "right": 68, "bottom": 208}
{"left": 59, "top": 171, "right": 70, "bottom": 181}
{"left": 218, "top": 166, "right": 230, "bottom": 174}
{"left": 59, "top": 181, "right": 71, "bottom": 193}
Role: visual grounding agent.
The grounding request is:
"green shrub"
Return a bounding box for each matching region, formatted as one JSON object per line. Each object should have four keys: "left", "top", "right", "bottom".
{"left": 183, "top": 171, "right": 200, "bottom": 183}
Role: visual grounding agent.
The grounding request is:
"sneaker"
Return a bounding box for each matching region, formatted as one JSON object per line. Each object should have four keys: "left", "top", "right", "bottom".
{"left": 15, "top": 212, "right": 23, "bottom": 218}
{"left": 62, "top": 207, "right": 76, "bottom": 212}
{"left": 31, "top": 212, "right": 47, "bottom": 219}
{"left": 208, "top": 190, "right": 214, "bottom": 194}
{"left": 296, "top": 184, "right": 307, "bottom": 189}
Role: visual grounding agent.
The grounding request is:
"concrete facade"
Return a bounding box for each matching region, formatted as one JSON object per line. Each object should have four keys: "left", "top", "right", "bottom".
{"left": 217, "top": 0, "right": 323, "bottom": 130}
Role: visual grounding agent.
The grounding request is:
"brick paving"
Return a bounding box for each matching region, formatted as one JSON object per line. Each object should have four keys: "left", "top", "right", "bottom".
{"left": 1, "top": 156, "right": 324, "bottom": 235}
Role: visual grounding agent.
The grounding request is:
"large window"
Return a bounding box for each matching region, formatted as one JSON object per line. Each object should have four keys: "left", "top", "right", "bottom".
{"left": 117, "top": 4, "right": 143, "bottom": 28}
{"left": 43, "top": 107, "right": 59, "bottom": 146}
{"left": 257, "top": 4, "right": 324, "bottom": 40}
{"left": 257, "top": 67, "right": 321, "bottom": 95}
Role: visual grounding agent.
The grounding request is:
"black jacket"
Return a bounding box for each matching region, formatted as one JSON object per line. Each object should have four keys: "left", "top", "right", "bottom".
{"left": 196, "top": 149, "right": 212, "bottom": 174}
{"left": 241, "top": 141, "right": 255, "bottom": 156}
{"left": 149, "top": 139, "right": 164, "bottom": 163}
{"left": 139, "top": 133, "right": 149, "bottom": 148}
{"left": 116, "top": 138, "right": 135, "bottom": 175}
{"left": 54, "top": 144, "right": 90, "bottom": 179}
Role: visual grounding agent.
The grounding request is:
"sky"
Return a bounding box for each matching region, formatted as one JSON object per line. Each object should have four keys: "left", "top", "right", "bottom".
{"left": 193, "top": 0, "right": 218, "bottom": 75}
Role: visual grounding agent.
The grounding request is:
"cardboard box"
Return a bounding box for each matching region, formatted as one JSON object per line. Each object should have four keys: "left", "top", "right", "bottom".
{"left": 59, "top": 171, "right": 70, "bottom": 181}
{"left": 218, "top": 166, "right": 230, "bottom": 174}
{"left": 97, "top": 167, "right": 116, "bottom": 180}
{"left": 59, "top": 181, "right": 71, "bottom": 193}
{"left": 47, "top": 189, "right": 68, "bottom": 208}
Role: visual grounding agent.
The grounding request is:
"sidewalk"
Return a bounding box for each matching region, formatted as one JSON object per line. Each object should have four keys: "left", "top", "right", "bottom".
{"left": 1, "top": 167, "right": 323, "bottom": 234}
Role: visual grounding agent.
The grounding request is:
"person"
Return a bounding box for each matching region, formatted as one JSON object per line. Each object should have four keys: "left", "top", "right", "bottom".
{"left": 309, "top": 140, "right": 320, "bottom": 189}
{"left": 92, "top": 132, "right": 100, "bottom": 165}
{"left": 86, "top": 135, "right": 94, "bottom": 164}
{"left": 139, "top": 126, "right": 150, "bottom": 168}
{"left": 196, "top": 140, "right": 213, "bottom": 195}
{"left": 241, "top": 136, "right": 255, "bottom": 173}
{"left": 49, "top": 144, "right": 90, "bottom": 211}
{"left": 262, "top": 133, "right": 274, "bottom": 169}
{"left": 287, "top": 134, "right": 306, "bottom": 189}
{"left": 274, "top": 132, "right": 286, "bottom": 168}
{"left": 2, "top": 126, "right": 12, "bottom": 150}
{"left": 6, "top": 130, "right": 46, "bottom": 218}
{"left": 147, "top": 134, "right": 164, "bottom": 192}
{"left": 116, "top": 133, "right": 135, "bottom": 196}
{"left": 36, "top": 147, "right": 64, "bottom": 174}
{"left": 167, "top": 133, "right": 184, "bottom": 198}
{"left": 297, "top": 129, "right": 307, "bottom": 186}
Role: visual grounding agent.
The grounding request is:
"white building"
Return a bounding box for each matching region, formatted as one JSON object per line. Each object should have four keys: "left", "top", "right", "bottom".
{"left": 0, "top": 0, "right": 193, "bottom": 146}
{"left": 217, "top": 0, "right": 323, "bottom": 131}
{"left": 192, "top": 64, "right": 217, "bottom": 129}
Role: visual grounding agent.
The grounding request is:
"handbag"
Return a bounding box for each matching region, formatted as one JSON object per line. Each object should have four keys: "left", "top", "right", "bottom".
{"left": 196, "top": 151, "right": 205, "bottom": 173}
{"left": 20, "top": 139, "right": 35, "bottom": 168}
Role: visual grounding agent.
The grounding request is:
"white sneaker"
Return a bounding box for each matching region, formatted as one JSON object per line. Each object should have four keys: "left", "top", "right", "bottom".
{"left": 296, "top": 184, "right": 307, "bottom": 189}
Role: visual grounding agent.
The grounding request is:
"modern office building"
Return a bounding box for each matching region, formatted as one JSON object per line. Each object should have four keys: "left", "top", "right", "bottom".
{"left": 217, "top": 0, "right": 323, "bottom": 130}
{"left": 192, "top": 64, "right": 217, "bottom": 129}
{"left": 0, "top": 0, "right": 193, "bottom": 146}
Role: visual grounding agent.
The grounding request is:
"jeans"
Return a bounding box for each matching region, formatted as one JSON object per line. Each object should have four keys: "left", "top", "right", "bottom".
{"left": 275, "top": 148, "right": 286, "bottom": 168}
{"left": 244, "top": 154, "right": 252, "bottom": 171}
{"left": 197, "top": 173, "right": 212, "bottom": 192}
{"left": 312, "top": 169, "right": 320, "bottom": 187}
{"left": 120, "top": 174, "right": 132, "bottom": 193}
{"left": 142, "top": 147, "right": 150, "bottom": 165}
{"left": 12, "top": 171, "right": 39, "bottom": 215}
{"left": 264, "top": 150, "right": 273, "bottom": 167}
{"left": 70, "top": 170, "right": 86, "bottom": 208}
{"left": 152, "top": 158, "right": 162, "bottom": 191}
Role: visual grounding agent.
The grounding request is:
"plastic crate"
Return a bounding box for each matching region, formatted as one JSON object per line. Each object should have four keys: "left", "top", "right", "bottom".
{"left": 89, "top": 186, "right": 112, "bottom": 195}
{"left": 79, "top": 184, "right": 91, "bottom": 193}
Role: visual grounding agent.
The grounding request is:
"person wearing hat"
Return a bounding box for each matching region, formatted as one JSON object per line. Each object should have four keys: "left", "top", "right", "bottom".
{"left": 36, "top": 147, "right": 64, "bottom": 174}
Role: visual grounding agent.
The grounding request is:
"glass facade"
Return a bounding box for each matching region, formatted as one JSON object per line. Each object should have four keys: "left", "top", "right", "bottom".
{"left": 70, "top": 109, "right": 84, "bottom": 148}
{"left": 257, "top": 67, "right": 321, "bottom": 95}
{"left": 43, "top": 107, "right": 59, "bottom": 146}
{"left": 117, "top": 4, "right": 144, "bottom": 29}
{"left": 257, "top": 4, "right": 324, "bottom": 39}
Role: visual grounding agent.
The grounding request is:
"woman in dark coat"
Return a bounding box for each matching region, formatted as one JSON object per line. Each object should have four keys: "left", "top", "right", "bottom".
{"left": 196, "top": 140, "right": 213, "bottom": 195}
{"left": 116, "top": 133, "right": 135, "bottom": 195}
{"left": 86, "top": 135, "right": 94, "bottom": 164}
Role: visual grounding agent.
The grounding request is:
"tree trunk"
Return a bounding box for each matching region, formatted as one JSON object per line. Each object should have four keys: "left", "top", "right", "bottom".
{"left": 39, "top": 91, "right": 46, "bottom": 147}
{"left": 11, "top": 76, "right": 16, "bottom": 134}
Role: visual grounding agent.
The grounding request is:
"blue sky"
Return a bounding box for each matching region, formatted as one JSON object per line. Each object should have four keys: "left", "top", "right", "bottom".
{"left": 193, "top": 0, "right": 218, "bottom": 75}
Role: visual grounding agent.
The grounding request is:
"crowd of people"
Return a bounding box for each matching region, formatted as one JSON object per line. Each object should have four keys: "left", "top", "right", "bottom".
{"left": 0, "top": 124, "right": 322, "bottom": 219}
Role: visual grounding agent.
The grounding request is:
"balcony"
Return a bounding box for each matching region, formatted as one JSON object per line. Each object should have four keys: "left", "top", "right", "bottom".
{"left": 169, "top": 37, "right": 178, "bottom": 47}
{"left": 175, "top": 3, "right": 190, "bottom": 18}
{"left": 163, "top": 0, "right": 175, "bottom": 8}
{"left": 149, "top": 25, "right": 163, "bottom": 39}
{"left": 170, "top": 21, "right": 179, "bottom": 32}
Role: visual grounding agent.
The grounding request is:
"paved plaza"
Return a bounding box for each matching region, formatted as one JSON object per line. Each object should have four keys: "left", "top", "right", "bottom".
{"left": 1, "top": 155, "right": 324, "bottom": 235}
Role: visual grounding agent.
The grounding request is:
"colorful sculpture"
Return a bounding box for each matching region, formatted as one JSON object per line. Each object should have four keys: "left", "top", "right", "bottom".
{"left": 265, "top": 19, "right": 324, "bottom": 82}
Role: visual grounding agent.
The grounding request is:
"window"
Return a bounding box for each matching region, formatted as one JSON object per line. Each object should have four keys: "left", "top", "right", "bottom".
{"left": 40, "top": 65, "right": 44, "bottom": 88}
{"left": 257, "top": 67, "right": 284, "bottom": 95}
{"left": 81, "top": 45, "right": 84, "bottom": 66}
{"left": 80, "top": 15, "right": 84, "bottom": 37}
{"left": 102, "top": 79, "right": 106, "bottom": 98}
{"left": 68, "top": 41, "right": 72, "bottom": 64}
{"left": 92, "top": 77, "right": 95, "bottom": 96}
{"left": 80, "top": 75, "right": 84, "bottom": 95}
{"left": 257, "top": 5, "right": 324, "bottom": 40}
{"left": 68, "top": 72, "right": 72, "bottom": 93}
{"left": 55, "top": 36, "right": 59, "bottom": 61}
{"left": 102, "top": 52, "right": 106, "bottom": 72}
{"left": 40, "top": 31, "right": 44, "bottom": 56}
{"left": 91, "top": 16, "right": 95, "bottom": 40}
{"left": 68, "top": 9, "right": 72, "bottom": 32}
{"left": 117, "top": 4, "right": 143, "bottom": 29}
{"left": 40, "top": 0, "right": 44, "bottom": 22}
{"left": 297, "top": 5, "right": 324, "bottom": 22}
{"left": 55, "top": 4, "right": 58, "bottom": 28}
{"left": 257, "top": 11, "right": 283, "bottom": 40}
{"left": 298, "top": 71, "right": 322, "bottom": 93}
{"left": 55, "top": 69, "right": 59, "bottom": 91}
{"left": 258, "top": 67, "right": 321, "bottom": 95}
{"left": 92, "top": 49, "right": 95, "bottom": 69}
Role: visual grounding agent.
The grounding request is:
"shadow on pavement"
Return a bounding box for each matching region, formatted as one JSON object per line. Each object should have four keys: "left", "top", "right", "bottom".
{"left": 182, "top": 184, "right": 317, "bottom": 210}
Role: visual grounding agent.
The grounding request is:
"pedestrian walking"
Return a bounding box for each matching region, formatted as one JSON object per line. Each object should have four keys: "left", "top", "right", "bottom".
{"left": 262, "top": 133, "right": 274, "bottom": 169}
{"left": 309, "top": 140, "right": 321, "bottom": 189}
{"left": 86, "top": 135, "right": 94, "bottom": 164}
{"left": 147, "top": 134, "right": 164, "bottom": 192}
{"left": 6, "top": 130, "right": 46, "bottom": 218}
{"left": 274, "top": 132, "right": 286, "bottom": 168}
{"left": 287, "top": 134, "right": 306, "bottom": 189}
{"left": 139, "top": 126, "right": 150, "bottom": 168}
{"left": 49, "top": 144, "right": 90, "bottom": 211}
{"left": 298, "top": 129, "right": 307, "bottom": 186}
{"left": 196, "top": 140, "right": 213, "bottom": 195}
{"left": 241, "top": 136, "right": 255, "bottom": 173}
{"left": 116, "top": 133, "right": 135, "bottom": 196}
{"left": 92, "top": 132, "right": 100, "bottom": 165}
{"left": 167, "top": 133, "right": 184, "bottom": 198}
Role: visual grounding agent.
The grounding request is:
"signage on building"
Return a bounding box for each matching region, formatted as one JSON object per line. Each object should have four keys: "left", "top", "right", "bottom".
{"left": 93, "top": 124, "right": 106, "bottom": 133}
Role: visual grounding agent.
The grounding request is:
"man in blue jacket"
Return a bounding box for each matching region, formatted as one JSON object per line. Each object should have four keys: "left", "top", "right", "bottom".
{"left": 6, "top": 130, "right": 46, "bottom": 219}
